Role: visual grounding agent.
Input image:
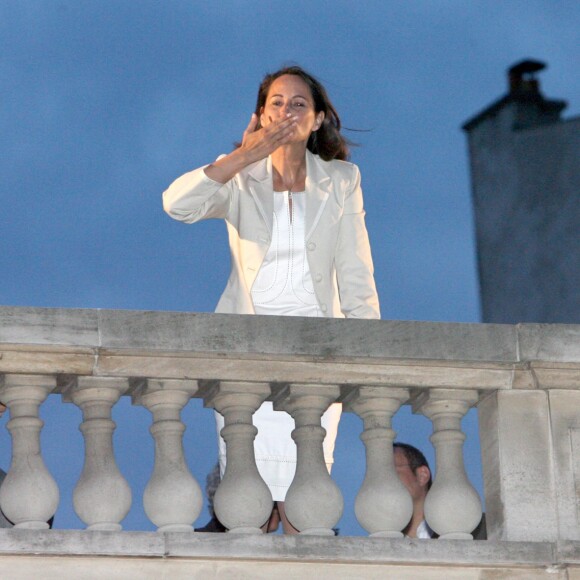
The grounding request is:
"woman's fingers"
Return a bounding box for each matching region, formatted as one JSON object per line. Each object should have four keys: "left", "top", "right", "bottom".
{"left": 241, "top": 114, "right": 258, "bottom": 146}
{"left": 242, "top": 113, "right": 258, "bottom": 138}
{"left": 241, "top": 113, "right": 298, "bottom": 159}
{"left": 261, "top": 114, "right": 297, "bottom": 145}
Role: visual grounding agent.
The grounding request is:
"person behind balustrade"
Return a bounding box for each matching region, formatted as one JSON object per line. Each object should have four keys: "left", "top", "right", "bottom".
{"left": 163, "top": 65, "right": 380, "bottom": 533}
{"left": 393, "top": 442, "right": 435, "bottom": 538}
{"left": 0, "top": 403, "right": 13, "bottom": 528}
{"left": 195, "top": 462, "right": 226, "bottom": 533}
{"left": 393, "top": 442, "right": 486, "bottom": 539}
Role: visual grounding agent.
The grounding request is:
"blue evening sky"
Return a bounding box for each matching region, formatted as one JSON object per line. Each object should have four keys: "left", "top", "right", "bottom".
{"left": 1, "top": 1, "right": 578, "bottom": 533}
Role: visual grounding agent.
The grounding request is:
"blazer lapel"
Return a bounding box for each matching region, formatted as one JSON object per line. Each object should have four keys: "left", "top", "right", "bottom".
{"left": 247, "top": 152, "right": 332, "bottom": 239}
{"left": 247, "top": 157, "right": 274, "bottom": 235}
{"left": 305, "top": 150, "right": 331, "bottom": 241}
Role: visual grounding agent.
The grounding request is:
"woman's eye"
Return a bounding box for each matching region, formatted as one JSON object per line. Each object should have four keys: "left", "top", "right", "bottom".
{"left": 293, "top": 102, "right": 305, "bottom": 108}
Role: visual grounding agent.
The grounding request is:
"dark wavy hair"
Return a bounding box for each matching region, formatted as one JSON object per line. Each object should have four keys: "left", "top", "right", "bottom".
{"left": 254, "top": 65, "right": 351, "bottom": 161}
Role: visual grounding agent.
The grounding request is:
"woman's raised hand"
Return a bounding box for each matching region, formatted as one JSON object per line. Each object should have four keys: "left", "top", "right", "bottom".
{"left": 240, "top": 113, "right": 297, "bottom": 162}
{"left": 203, "top": 113, "right": 297, "bottom": 184}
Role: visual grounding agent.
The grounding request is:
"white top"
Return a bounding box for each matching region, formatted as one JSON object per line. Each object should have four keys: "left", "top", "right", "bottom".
{"left": 217, "top": 190, "right": 341, "bottom": 501}
{"left": 251, "top": 191, "right": 321, "bottom": 317}
{"left": 416, "top": 519, "right": 435, "bottom": 539}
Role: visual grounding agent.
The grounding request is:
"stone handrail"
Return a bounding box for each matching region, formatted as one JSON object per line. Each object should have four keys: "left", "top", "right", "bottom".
{"left": 0, "top": 306, "right": 579, "bottom": 541}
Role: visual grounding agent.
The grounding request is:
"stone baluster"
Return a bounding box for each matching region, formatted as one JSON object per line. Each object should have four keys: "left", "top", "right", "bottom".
{"left": 62, "top": 377, "right": 132, "bottom": 531}
{"left": 413, "top": 389, "right": 482, "bottom": 539}
{"left": 132, "top": 379, "right": 202, "bottom": 532}
{"left": 274, "top": 384, "right": 342, "bottom": 535}
{"left": 344, "top": 386, "right": 412, "bottom": 537}
{"left": 204, "top": 381, "right": 272, "bottom": 534}
{"left": 0, "top": 374, "right": 59, "bottom": 528}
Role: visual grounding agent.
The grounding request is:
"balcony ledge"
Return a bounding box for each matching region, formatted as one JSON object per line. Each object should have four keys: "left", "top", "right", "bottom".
{"left": 0, "top": 529, "right": 577, "bottom": 568}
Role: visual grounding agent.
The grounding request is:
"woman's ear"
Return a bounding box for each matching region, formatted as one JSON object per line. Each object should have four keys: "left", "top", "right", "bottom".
{"left": 313, "top": 111, "right": 325, "bottom": 131}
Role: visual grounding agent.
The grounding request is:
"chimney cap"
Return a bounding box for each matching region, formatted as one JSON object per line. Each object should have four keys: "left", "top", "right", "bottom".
{"left": 509, "top": 59, "right": 546, "bottom": 77}
{"left": 463, "top": 59, "right": 566, "bottom": 132}
{"left": 508, "top": 59, "right": 547, "bottom": 95}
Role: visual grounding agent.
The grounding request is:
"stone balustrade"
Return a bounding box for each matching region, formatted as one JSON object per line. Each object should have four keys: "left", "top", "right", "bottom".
{"left": 0, "top": 306, "right": 579, "bottom": 577}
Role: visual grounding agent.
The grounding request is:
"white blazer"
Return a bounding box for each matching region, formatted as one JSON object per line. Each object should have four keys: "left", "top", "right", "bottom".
{"left": 163, "top": 150, "right": 380, "bottom": 319}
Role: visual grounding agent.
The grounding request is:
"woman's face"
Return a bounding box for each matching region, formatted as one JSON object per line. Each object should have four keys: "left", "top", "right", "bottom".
{"left": 261, "top": 74, "right": 324, "bottom": 142}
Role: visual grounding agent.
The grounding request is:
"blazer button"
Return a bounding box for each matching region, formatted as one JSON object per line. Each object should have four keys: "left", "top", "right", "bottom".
{"left": 314, "top": 273, "right": 323, "bottom": 283}
{"left": 307, "top": 242, "right": 316, "bottom": 251}
{"left": 320, "top": 304, "right": 328, "bottom": 312}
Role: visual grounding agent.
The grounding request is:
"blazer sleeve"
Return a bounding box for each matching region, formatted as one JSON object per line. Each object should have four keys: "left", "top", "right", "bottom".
{"left": 162, "top": 159, "right": 234, "bottom": 223}
{"left": 334, "top": 164, "right": 381, "bottom": 319}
